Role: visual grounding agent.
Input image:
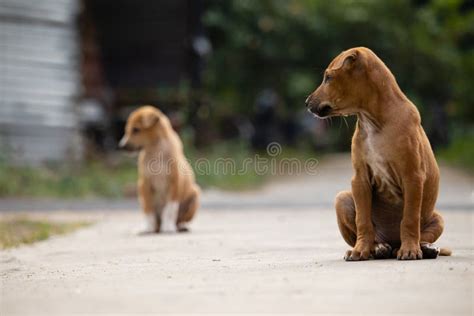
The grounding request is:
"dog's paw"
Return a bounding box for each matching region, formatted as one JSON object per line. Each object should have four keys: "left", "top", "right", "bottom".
{"left": 420, "top": 242, "right": 440, "bottom": 259}
{"left": 374, "top": 242, "right": 393, "bottom": 259}
{"left": 344, "top": 249, "right": 373, "bottom": 261}
{"left": 344, "top": 243, "right": 373, "bottom": 261}
{"left": 397, "top": 243, "right": 422, "bottom": 260}
{"left": 176, "top": 225, "right": 189, "bottom": 233}
{"left": 136, "top": 229, "right": 158, "bottom": 236}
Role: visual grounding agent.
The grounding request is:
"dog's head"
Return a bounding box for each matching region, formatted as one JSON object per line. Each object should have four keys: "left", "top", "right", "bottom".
{"left": 119, "top": 105, "right": 171, "bottom": 151}
{"left": 305, "top": 47, "right": 376, "bottom": 118}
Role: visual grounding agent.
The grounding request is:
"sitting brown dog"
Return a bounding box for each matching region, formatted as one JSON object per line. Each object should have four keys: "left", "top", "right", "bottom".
{"left": 120, "top": 106, "right": 200, "bottom": 233}
{"left": 306, "top": 47, "right": 451, "bottom": 260}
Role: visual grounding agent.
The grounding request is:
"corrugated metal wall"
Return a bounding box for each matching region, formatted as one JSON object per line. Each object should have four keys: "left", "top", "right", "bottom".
{"left": 0, "top": 0, "right": 82, "bottom": 165}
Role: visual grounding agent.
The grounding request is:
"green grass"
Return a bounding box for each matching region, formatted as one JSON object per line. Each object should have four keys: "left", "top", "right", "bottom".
{"left": 187, "top": 141, "right": 319, "bottom": 191}
{"left": 186, "top": 141, "right": 267, "bottom": 191}
{"left": 0, "top": 158, "right": 138, "bottom": 198}
{"left": 437, "top": 134, "right": 474, "bottom": 172}
{"left": 0, "top": 142, "right": 317, "bottom": 197}
{"left": 0, "top": 218, "right": 90, "bottom": 249}
{"left": 7, "top": 133, "right": 472, "bottom": 198}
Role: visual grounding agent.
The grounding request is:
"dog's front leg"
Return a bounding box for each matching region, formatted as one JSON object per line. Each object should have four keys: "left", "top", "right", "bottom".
{"left": 398, "top": 177, "right": 423, "bottom": 260}
{"left": 138, "top": 178, "right": 161, "bottom": 233}
{"left": 346, "top": 175, "right": 375, "bottom": 261}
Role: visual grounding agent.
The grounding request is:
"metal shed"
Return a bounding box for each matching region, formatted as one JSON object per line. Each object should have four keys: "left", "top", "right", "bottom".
{"left": 0, "top": 0, "right": 81, "bottom": 165}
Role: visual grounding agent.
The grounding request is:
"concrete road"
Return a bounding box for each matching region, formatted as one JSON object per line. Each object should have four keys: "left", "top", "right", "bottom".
{"left": 1, "top": 155, "right": 473, "bottom": 315}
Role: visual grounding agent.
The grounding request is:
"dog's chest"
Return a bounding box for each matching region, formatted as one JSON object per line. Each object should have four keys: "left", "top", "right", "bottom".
{"left": 140, "top": 142, "right": 172, "bottom": 176}
{"left": 361, "top": 124, "right": 402, "bottom": 202}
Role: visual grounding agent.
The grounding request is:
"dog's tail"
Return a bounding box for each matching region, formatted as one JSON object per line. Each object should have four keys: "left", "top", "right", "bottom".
{"left": 439, "top": 247, "right": 452, "bottom": 256}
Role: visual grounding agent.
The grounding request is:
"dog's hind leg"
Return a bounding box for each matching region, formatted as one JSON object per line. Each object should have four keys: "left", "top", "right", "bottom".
{"left": 335, "top": 191, "right": 357, "bottom": 247}
{"left": 176, "top": 187, "right": 200, "bottom": 232}
{"left": 421, "top": 211, "right": 444, "bottom": 243}
{"left": 420, "top": 211, "right": 449, "bottom": 258}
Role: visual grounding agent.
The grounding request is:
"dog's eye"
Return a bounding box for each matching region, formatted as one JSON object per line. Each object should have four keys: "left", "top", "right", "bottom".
{"left": 324, "top": 74, "right": 333, "bottom": 83}
{"left": 132, "top": 127, "right": 141, "bottom": 134}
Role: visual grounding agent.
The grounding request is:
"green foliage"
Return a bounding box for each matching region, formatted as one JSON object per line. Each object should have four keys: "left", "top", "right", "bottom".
{"left": 203, "top": 0, "right": 474, "bottom": 131}
{"left": 438, "top": 130, "right": 474, "bottom": 171}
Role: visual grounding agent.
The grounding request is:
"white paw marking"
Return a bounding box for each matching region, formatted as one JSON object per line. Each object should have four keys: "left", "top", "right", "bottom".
{"left": 161, "top": 202, "right": 179, "bottom": 233}
{"left": 144, "top": 212, "right": 156, "bottom": 232}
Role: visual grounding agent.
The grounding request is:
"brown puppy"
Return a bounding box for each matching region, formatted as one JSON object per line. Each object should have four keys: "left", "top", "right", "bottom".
{"left": 120, "top": 106, "right": 200, "bottom": 233}
{"left": 306, "top": 47, "right": 451, "bottom": 260}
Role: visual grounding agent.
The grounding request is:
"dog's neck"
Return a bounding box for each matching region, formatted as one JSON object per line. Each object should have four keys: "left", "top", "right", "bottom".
{"left": 356, "top": 64, "right": 411, "bottom": 132}
{"left": 141, "top": 136, "right": 165, "bottom": 152}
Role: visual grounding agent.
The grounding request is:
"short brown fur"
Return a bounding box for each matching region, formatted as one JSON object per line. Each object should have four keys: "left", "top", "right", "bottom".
{"left": 120, "top": 106, "right": 200, "bottom": 232}
{"left": 306, "top": 47, "right": 450, "bottom": 260}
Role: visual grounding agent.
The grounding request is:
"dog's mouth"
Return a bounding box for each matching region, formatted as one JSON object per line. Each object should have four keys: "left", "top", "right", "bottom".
{"left": 308, "top": 103, "right": 336, "bottom": 119}
{"left": 120, "top": 144, "right": 141, "bottom": 152}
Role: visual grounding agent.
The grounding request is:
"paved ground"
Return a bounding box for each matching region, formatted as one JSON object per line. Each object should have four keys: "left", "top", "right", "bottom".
{"left": 1, "top": 155, "right": 473, "bottom": 315}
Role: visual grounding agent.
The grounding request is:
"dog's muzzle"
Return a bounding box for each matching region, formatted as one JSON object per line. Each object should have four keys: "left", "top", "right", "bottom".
{"left": 118, "top": 136, "right": 136, "bottom": 151}
{"left": 311, "top": 103, "right": 333, "bottom": 118}
{"left": 306, "top": 97, "right": 333, "bottom": 118}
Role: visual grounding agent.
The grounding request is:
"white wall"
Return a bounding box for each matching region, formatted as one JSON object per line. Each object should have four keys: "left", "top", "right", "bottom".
{"left": 0, "top": 0, "right": 82, "bottom": 165}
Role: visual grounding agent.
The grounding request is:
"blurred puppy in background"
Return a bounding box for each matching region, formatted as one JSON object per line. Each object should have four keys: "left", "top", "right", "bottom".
{"left": 120, "top": 106, "right": 200, "bottom": 233}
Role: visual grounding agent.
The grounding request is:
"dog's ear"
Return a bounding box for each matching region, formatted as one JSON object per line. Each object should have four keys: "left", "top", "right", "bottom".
{"left": 141, "top": 111, "right": 160, "bottom": 129}
{"left": 342, "top": 51, "right": 358, "bottom": 69}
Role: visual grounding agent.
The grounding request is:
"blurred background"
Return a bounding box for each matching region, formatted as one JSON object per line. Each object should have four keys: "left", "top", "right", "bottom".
{"left": 0, "top": 0, "right": 473, "bottom": 197}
